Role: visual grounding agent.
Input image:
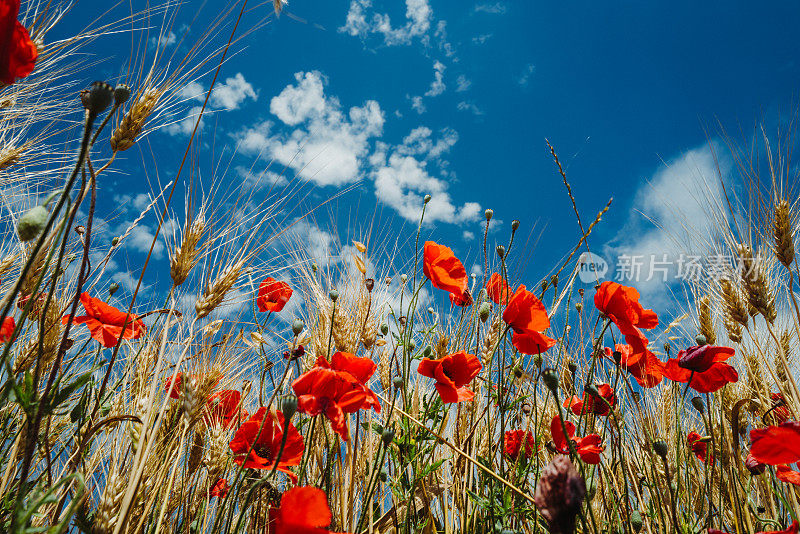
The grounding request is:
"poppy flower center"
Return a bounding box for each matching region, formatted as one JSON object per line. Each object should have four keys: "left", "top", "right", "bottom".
{"left": 254, "top": 443, "right": 273, "bottom": 462}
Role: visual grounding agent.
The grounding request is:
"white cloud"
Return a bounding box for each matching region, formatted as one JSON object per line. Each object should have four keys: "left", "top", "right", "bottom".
{"left": 457, "top": 101, "right": 483, "bottom": 116}
{"left": 235, "top": 71, "right": 384, "bottom": 187}
{"left": 410, "top": 95, "right": 426, "bottom": 114}
{"left": 605, "top": 143, "right": 731, "bottom": 304}
{"left": 340, "top": 0, "right": 433, "bottom": 46}
{"left": 370, "top": 129, "right": 480, "bottom": 225}
{"left": 149, "top": 31, "right": 177, "bottom": 48}
{"left": 211, "top": 73, "right": 257, "bottom": 109}
{"left": 475, "top": 2, "right": 507, "bottom": 14}
{"left": 165, "top": 106, "right": 205, "bottom": 136}
{"left": 424, "top": 60, "right": 446, "bottom": 97}
{"left": 456, "top": 75, "right": 471, "bottom": 92}
{"left": 518, "top": 63, "right": 535, "bottom": 86}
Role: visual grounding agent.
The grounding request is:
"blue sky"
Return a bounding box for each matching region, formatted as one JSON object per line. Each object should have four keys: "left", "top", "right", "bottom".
{"left": 53, "top": 0, "right": 800, "bottom": 311}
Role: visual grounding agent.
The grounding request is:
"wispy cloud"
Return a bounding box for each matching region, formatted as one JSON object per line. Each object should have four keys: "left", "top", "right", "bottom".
{"left": 340, "top": 0, "right": 433, "bottom": 46}
{"left": 456, "top": 75, "right": 471, "bottom": 92}
{"left": 474, "top": 2, "right": 507, "bottom": 14}
{"left": 518, "top": 63, "right": 535, "bottom": 86}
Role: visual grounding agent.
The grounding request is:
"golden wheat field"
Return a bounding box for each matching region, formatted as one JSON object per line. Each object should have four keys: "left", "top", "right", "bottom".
{"left": 0, "top": 0, "right": 800, "bottom": 533}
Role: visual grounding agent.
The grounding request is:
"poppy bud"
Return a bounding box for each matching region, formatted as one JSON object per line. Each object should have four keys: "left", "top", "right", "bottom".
{"left": 612, "top": 350, "right": 622, "bottom": 365}
{"left": 424, "top": 194, "right": 431, "bottom": 204}
{"left": 585, "top": 383, "right": 600, "bottom": 397}
{"left": 75, "top": 225, "right": 85, "bottom": 235}
{"left": 108, "top": 282, "right": 119, "bottom": 296}
{"left": 485, "top": 209, "right": 493, "bottom": 221}
{"left": 311, "top": 262, "right": 318, "bottom": 273}
{"left": 291, "top": 319, "right": 304, "bottom": 336}
{"left": 17, "top": 205, "right": 49, "bottom": 242}
{"left": 533, "top": 353, "right": 543, "bottom": 368}
{"left": 542, "top": 368, "right": 559, "bottom": 393}
{"left": 652, "top": 440, "right": 668, "bottom": 459}
{"left": 479, "top": 302, "right": 491, "bottom": 322}
{"left": 691, "top": 396, "right": 705, "bottom": 414}
{"left": 329, "top": 290, "right": 338, "bottom": 302}
{"left": 511, "top": 219, "right": 520, "bottom": 232}
{"left": 422, "top": 345, "right": 432, "bottom": 358}
{"left": 392, "top": 376, "right": 404, "bottom": 389}
{"left": 630, "top": 510, "right": 643, "bottom": 532}
{"left": 400, "top": 274, "right": 407, "bottom": 284}
{"left": 365, "top": 278, "right": 374, "bottom": 292}
{"left": 280, "top": 394, "right": 298, "bottom": 420}
{"left": 83, "top": 81, "right": 114, "bottom": 115}
{"left": 381, "top": 427, "right": 395, "bottom": 446}
{"left": 513, "top": 366, "right": 523, "bottom": 378}
{"left": 632, "top": 391, "right": 640, "bottom": 403}
{"left": 496, "top": 245, "right": 505, "bottom": 259}
{"left": 534, "top": 455, "right": 586, "bottom": 534}
{"left": 380, "top": 323, "right": 389, "bottom": 335}
{"left": 111, "top": 236, "right": 120, "bottom": 246}
{"left": 541, "top": 280, "right": 549, "bottom": 292}
{"left": 114, "top": 84, "right": 131, "bottom": 106}
{"left": 695, "top": 334, "right": 707, "bottom": 346}
{"left": 521, "top": 402, "right": 532, "bottom": 414}
{"left": 567, "top": 361, "right": 577, "bottom": 374}
{"left": 575, "top": 302, "right": 582, "bottom": 312}
{"left": 379, "top": 469, "right": 388, "bottom": 482}
{"left": 745, "top": 453, "right": 766, "bottom": 475}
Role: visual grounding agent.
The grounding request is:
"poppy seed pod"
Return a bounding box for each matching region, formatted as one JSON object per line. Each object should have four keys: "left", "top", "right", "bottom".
{"left": 534, "top": 455, "right": 586, "bottom": 534}
{"left": 17, "top": 205, "right": 48, "bottom": 241}
{"left": 653, "top": 440, "right": 669, "bottom": 459}
{"left": 291, "top": 319, "right": 304, "bottom": 336}
{"left": 575, "top": 302, "right": 582, "bottom": 312}
{"left": 485, "top": 209, "right": 493, "bottom": 221}
{"left": 113, "top": 84, "right": 131, "bottom": 106}
{"left": 511, "top": 219, "right": 520, "bottom": 232}
{"left": 424, "top": 194, "right": 431, "bottom": 204}
{"left": 111, "top": 236, "right": 120, "bottom": 246}
{"left": 422, "top": 345, "right": 432, "bottom": 358}
{"left": 108, "top": 282, "right": 119, "bottom": 296}
{"left": 380, "top": 323, "right": 389, "bottom": 335}
{"left": 496, "top": 245, "right": 505, "bottom": 259}
{"left": 280, "top": 395, "right": 298, "bottom": 420}
{"left": 542, "top": 368, "right": 559, "bottom": 393}
{"left": 551, "top": 275, "right": 559, "bottom": 287}
{"left": 400, "top": 274, "right": 407, "bottom": 284}
{"left": 695, "top": 334, "right": 707, "bottom": 346}
{"left": 479, "top": 302, "right": 491, "bottom": 322}
{"left": 691, "top": 396, "right": 705, "bottom": 414}
{"left": 381, "top": 427, "right": 395, "bottom": 446}
{"left": 329, "top": 290, "right": 338, "bottom": 302}
{"left": 568, "top": 361, "right": 577, "bottom": 374}
{"left": 365, "top": 278, "right": 374, "bottom": 292}
{"left": 392, "top": 376, "right": 404, "bottom": 389}
{"left": 630, "top": 510, "right": 643, "bottom": 532}
{"left": 84, "top": 81, "right": 114, "bottom": 114}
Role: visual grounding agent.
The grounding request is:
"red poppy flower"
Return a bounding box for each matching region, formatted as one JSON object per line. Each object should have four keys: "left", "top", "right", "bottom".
{"left": 750, "top": 421, "right": 800, "bottom": 465}
{"left": 0, "top": 316, "right": 14, "bottom": 342}
{"left": 267, "top": 486, "right": 352, "bottom": 534}
{"left": 776, "top": 465, "right": 800, "bottom": 486}
{"left": 550, "top": 416, "right": 604, "bottom": 464}
{"left": 449, "top": 288, "right": 473, "bottom": 307}
{"left": 417, "top": 351, "right": 482, "bottom": 403}
{"left": 485, "top": 272, "right": 509, "bottom": 304}
{"left": 604, "top": 338, "right": 664, "bottom": 388}
{"left": 502, "top": 285, "right": 557, "bottom": 355}
{"left": 210, "top": 478, "right": 229, "bottom": 498}
{"left": 292, "top": 367, "right": 369, "bottom": 441}
{"left": 504, "top": 430, "right": 536, "bottom": 459}
{"left": 687, "top": 431, "right": 714, "bottom": 464}
{"left": 0, "top": 0, "right": 37, "bottom": 85}
{"left": 204, "top": 390, "right": 244, "bottom": 429}
{"left": 678, "top": 345, "right": 735, "bottom": 373}
{"left": 564, "top": 383, "right": 616, "bottom": 417}
{"left": 315, "top": 351, "right": 381, "bottom": 413}
{"left": 62, "top": 293, "right": 145, "bottom": 348}
{"left": 745, "top": 453, "right": 766, "bottom": 475}
{"left": 257, "top": 277, "right": 293, "bottom": 313}
{"left": 423, "top": 241, "right": 468, "bottom": 296}
{"left": 662, "top": 350, "right": 738, "bottom": 394}
{"left": 228, "top": 408, "right": 304, "bottom": 480}
{"left": 711, "top": 523, "right": 800, "bottom": 534}
{"left": 593, "top": 281, "right": 658, "bottom": 339}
